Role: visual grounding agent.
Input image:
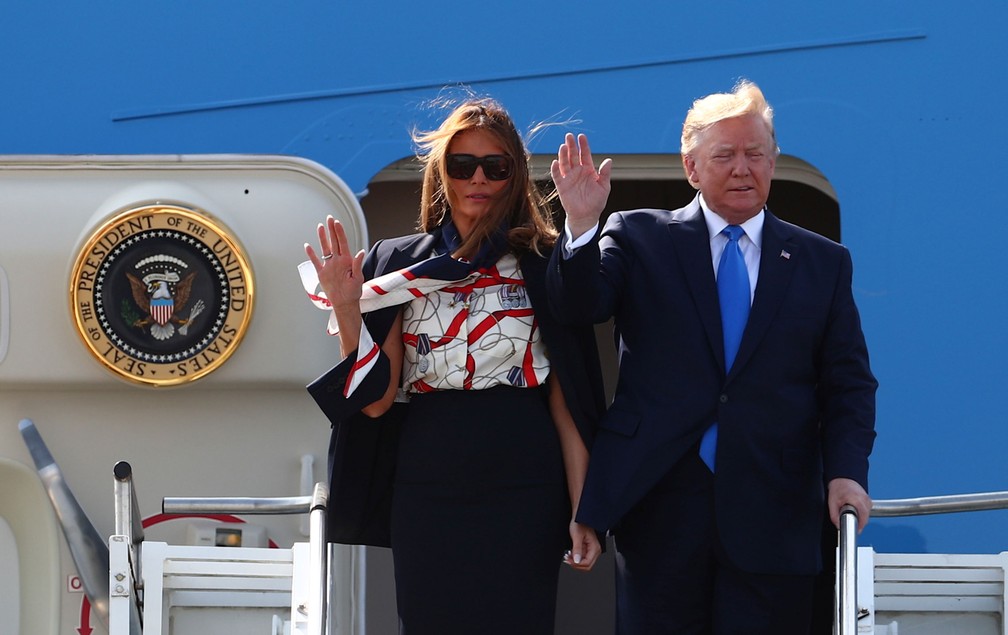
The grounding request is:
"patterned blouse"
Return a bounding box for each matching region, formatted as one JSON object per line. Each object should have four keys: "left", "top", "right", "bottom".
{"left": 401, "top": 253, "right": 550, "bottom": 393}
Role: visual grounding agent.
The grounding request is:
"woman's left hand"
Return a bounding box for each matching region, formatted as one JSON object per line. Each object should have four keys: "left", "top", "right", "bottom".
{"left": 563, "top": 520, "right": 601, "bottom": 571}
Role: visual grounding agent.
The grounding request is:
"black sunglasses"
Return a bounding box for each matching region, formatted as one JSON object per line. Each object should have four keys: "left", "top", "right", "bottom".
{"left": 445, "top": 154, "right": 513, "bottom": 181}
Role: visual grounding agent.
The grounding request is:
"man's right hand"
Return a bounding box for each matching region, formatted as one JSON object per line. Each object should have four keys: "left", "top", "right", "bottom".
{"left": 551, "top": 133, "right": 612, "bottom": 240}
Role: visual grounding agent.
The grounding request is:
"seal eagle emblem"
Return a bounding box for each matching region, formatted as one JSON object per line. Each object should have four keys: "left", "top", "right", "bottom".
{"left": 126, "top": 258, "right": 204, "bottom": 340}
{"left": 70, "top": 204, "right": 254, "bottom": 386}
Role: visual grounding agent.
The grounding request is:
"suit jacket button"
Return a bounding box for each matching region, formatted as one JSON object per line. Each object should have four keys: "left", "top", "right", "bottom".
{"left": 719, "top": 393, "right": 729, "bottom": 404}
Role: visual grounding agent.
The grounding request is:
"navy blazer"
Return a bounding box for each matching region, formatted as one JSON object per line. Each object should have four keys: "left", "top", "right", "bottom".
{"left": 309, "top": 227, "right": 605, "bottom": 546}
{"left": 546, "top": 196, "right": 877, "bottom": 575}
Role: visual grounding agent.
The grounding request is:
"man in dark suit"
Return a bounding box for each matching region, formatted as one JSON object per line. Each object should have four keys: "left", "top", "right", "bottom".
{"left": 546, "top": 80, "right": 877, "bottom": 634}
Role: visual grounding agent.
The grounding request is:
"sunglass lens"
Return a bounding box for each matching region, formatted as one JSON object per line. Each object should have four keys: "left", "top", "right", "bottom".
{"left": 482, "top": 156, "right": 512, "bottom": 180}
{"left": 446, "top": 155, "right": 477, "bottom": 180}
{"left": 445, "top": 154, "right": 512, "bottom": 180}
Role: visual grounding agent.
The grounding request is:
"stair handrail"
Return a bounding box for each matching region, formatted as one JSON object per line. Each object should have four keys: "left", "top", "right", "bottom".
{"left": 162, "top": 494, "right": 313, "bottom": 515}
{"left": 162, "top": 484, "right": 330, "bottom": 635}
{"left": 308, "top": 483, "right": 329, "bottom": 635}
{"left": 112, "top": 461, "right": 144, "bottom": 635}
{"left": 837, "top": 505, "right": 859, "bottom": 635}
{"left": 871, "top": 490, "right": 1008, "bottom": 517}
{"left": 837, "top": 489, "right": 1008, "bottom": 634}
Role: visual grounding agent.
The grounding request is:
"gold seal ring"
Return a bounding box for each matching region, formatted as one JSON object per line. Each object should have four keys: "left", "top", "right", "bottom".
{"left": 70, "top": 204, "right": 255, "bottom": 386}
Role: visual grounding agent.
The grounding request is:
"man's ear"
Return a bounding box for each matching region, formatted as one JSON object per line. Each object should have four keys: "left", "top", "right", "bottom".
{"left": 683, "top": 155, "right": 700, "bottom": 187}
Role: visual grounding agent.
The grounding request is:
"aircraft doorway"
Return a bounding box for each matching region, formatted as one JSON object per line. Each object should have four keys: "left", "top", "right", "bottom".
{"left": 581, "top": 153, "right": 840, "bottom": 243}
{"left": 362, "top": 153, "right": 839, "bottom": 246}
{"left": 357, "top": 153, "right": 839, "bottom": 635}
{"left": 362, "top": 152, "right": 840, "bottom": 397}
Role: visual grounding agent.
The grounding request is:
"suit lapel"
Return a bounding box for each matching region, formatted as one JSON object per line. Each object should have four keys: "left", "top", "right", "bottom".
{"left": 388, "top": 233, "right": 440, "bottom": 270}
{"left": 668, "top": 200, "right": 725, "bottom": 371}
{"left": 363, "top": 232, "right": 441, "bottom": 345}
{"left": 520, "top": 251, "right": 547, "bottom": 309}
{"left": 728, "top": 211, "right": 799, "bottom": 380}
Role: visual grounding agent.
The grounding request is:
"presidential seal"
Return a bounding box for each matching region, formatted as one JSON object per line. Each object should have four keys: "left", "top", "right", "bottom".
{"left": 70, "top": 204, "right": 254, "bottom": 386}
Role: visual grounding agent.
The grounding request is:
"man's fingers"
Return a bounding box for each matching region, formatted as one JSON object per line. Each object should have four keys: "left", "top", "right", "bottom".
{"left": 550, "top": 158, "right": 563, "bottom": 182}
{"left": 557, "top": 139, "right": 573, "bottom": 174}
{"left": 563, "top": 133, "right": 579, "bottom": 166}
{"left": 577, "top": 133, "right": 594, "bottom": 168}
{"left": 598, "top": 157, "right": 614, "bottom": 188}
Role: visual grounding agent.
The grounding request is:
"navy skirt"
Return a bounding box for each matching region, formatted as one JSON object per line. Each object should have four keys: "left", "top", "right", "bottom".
{"left": 391, "top": 385, "right": 569, "bottom": 635}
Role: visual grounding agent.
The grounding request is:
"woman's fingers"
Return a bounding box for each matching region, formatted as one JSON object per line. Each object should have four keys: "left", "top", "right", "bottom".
{"left": 304, "top": 242, "right": 321, "bottom": 268}
{"left": 330, "top": 216, "right": 351, "bottom": 257}
{"left": 309, "top": 215, "right": 353, "bottom": 264}
{"left": 316, "top": 221, "right": 331, "bottom": 257}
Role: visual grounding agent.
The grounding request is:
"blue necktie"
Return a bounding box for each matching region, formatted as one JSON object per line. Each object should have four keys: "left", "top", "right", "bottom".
{"left": 699, "top": 225, "right": 751, "bottom": 472}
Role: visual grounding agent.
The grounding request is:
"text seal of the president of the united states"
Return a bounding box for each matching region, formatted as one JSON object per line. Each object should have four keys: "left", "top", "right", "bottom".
{"left": 70, "top": 204, "right": 254, "bottom": 386}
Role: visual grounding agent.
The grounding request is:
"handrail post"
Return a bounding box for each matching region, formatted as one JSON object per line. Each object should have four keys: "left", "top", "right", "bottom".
{"left": 112, "top": 461, "right": 144, "bottom": 635}
{"left": 113, "top": 462, "right": 144, "bottom": 578}
{"left": 18, "top": 419, "right": 111, "bottom": 628}
{"left": 307, "top": 482, "right": 329, "bottom": 635}
{"left": 836, "top": 504, "right": 858, "bottom": 635}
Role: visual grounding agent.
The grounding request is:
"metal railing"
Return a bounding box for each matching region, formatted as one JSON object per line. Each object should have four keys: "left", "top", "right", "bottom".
{"left": 112, "top": 461, "right": 145, "bottom": 635}
{"left": 162, "top": 483, "right": 331, "bottom": 635}
{"left": 871, "top": 491, "right": 1008, "bottom": 517}
{"left": 836, "top": 504, "right": 859, "bottom": 635}
{"left": 306, "top": 485, "right": 330, "bottom": 635}
{"left": 836, "top": 491, "right": 1008, "bottom": 634}
{"left": 162, "top": 493, "right": 314, "bottom": 515}
{"left": 18, "top": 419, "right": 112, "bottom": 629}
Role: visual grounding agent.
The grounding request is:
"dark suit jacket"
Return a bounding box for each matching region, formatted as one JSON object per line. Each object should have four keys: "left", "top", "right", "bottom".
{"left": 546, "top": 196, "right": 877, "bottom": 575}
{"left": 309, "top": 227, "right": 605, "bottom": 547}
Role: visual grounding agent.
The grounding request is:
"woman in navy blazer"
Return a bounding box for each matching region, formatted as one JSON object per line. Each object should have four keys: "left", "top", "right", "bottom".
{"left": 302, "top": 96, "right": 605, "bottom": 635}
{"left": 546, "top": 80, "right": 877, "bottom": 634}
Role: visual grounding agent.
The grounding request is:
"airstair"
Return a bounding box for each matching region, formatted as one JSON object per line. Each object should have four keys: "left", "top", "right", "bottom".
{"left": 20, "top": 415, "right": 1008, "bottom": 635}
{"left": 95, "top": 473, "right": 1008, "bottom": 635}
{"left": 117, "top": 487, "right": 1008, "bottom": 635}
{"left": 18, "top": 417, "right": 338, "bottom": 635}
{"left": 838, "top": 493, "right": 1008, "bottom": 634}
{"left": 108, "top": 461, "right": 332, "bottom": 635}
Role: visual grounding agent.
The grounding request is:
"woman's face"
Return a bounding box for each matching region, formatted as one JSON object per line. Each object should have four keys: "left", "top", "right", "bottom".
{"left": 444, "top": 128, "right": 511, "bottom": 239}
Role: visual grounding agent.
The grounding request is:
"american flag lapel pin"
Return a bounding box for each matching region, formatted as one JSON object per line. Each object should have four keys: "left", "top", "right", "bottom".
{"left": 780, "top": 249, "right": 791, "bottom": 260}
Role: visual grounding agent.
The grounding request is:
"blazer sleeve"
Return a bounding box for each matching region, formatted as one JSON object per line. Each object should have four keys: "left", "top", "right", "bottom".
{"left": 306, "top": 343, "right": 393, "bottom": 425}
{"left": 546, "top": 224, "right": 607, "bottom": 324}
{"left": 523, "top": 251, "right": 606, "bottom": 448}
{"left": 303, "top": 239, "right": 407, "bottom": 548}
{"left": 547, "top": 216, "right": 636, "bottom": 326}
{"left": 540, "top": 315, "right": 606, "bottom": 450}
{"left": 817, "top": 248, "right": 878, "bottom": 491}
{"left": 306, "top": 240, "right": 402, "bottom": 426}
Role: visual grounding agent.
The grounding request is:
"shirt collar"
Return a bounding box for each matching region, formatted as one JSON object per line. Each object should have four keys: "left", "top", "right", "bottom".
{"left": 698, "top": 193, "right": 765, "bottom": 247}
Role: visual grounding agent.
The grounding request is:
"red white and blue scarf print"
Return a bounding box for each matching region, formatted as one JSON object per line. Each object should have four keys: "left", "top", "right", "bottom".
{"left": 298, "top": 220, "right": 509, "bottom": 397}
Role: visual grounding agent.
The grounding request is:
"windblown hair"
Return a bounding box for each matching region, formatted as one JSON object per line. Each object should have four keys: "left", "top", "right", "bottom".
{"left": 412, "top": 97, "right": 558, "bottom": 258}
{"left": 680, "top": 79, "right": 780, "bottom": 157}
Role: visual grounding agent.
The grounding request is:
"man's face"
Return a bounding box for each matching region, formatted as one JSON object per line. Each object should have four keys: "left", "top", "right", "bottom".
{"left": 683, "top": 114, "right": 776, "bottom": 225}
